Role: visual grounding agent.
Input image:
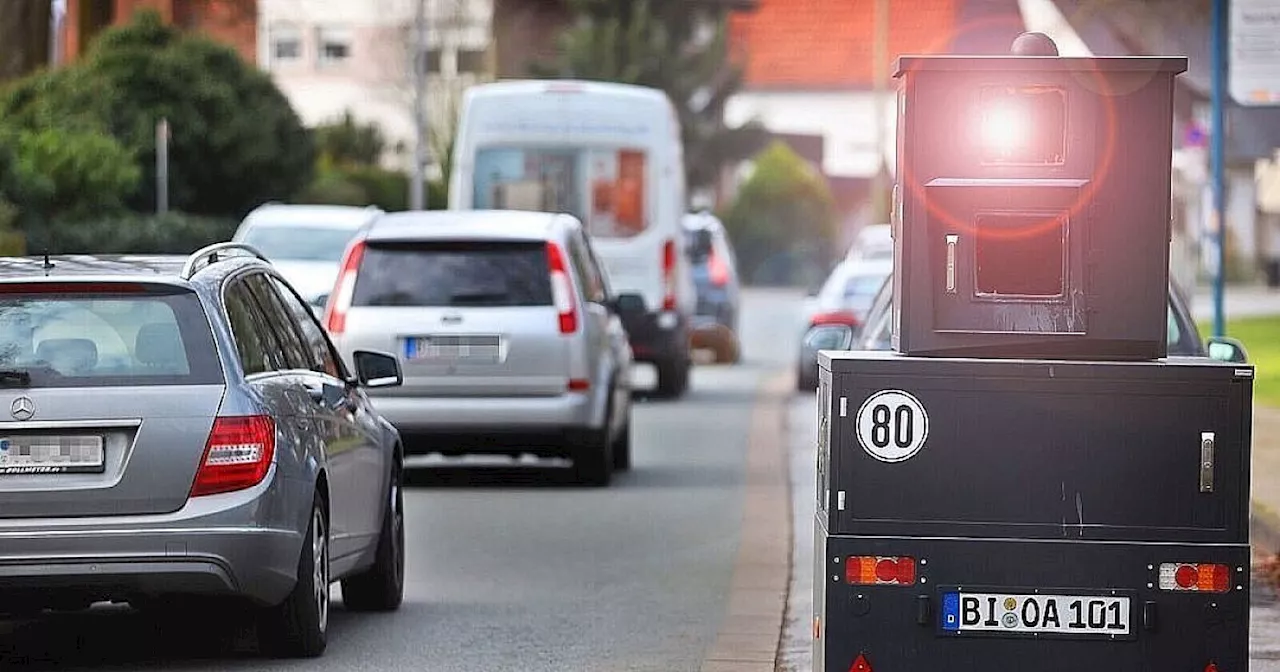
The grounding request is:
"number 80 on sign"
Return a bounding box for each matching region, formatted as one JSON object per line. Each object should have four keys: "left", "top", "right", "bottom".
{"left": 855, "top": 390, "right": 929, "bottom": 462}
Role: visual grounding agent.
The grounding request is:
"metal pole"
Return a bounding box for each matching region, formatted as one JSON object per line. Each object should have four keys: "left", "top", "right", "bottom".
{"left": 1211, "top": 0, "right": 1227, "bottom": 337}
{"left": 156, "top": 118, "right": 169, "bottom": 215}
{"left": 409, "top": 0, "right": 428, "bottom": 211}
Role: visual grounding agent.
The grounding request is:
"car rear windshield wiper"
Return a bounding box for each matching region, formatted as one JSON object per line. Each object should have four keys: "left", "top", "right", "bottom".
{"left": 0, "top": 369, "right": 32, "bottom": 387}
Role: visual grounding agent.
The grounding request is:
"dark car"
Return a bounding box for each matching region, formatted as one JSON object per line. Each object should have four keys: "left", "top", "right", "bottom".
{"left": 683, "top": 212, "right": 741, "bottom": 364}
{"left": 797, "top": 275, "right": 1248, "bottom": 389}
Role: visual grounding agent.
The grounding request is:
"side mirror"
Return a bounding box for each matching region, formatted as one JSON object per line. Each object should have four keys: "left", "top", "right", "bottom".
{"left": 312, "top": 293, "right": 329, "bottom": 308}
{"left": 352, "top": 349, "right": 403, "bottom": 388}
{"left": 610, "top": 292, "right": 647, "bottom": 316}
{"left": 1206, "top": 336, "right": 1249, "bottom": 364}
{"left": 802, "top": 324, "right": 855, "bottom": 353}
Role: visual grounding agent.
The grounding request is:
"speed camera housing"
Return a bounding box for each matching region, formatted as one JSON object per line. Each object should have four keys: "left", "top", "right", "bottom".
{"left": 890, "top": 54, "right": 1188, "bottom": 360}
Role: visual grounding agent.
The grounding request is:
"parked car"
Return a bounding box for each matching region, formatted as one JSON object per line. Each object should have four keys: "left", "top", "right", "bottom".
{"left": 798, "top": 257, "right": 892, "bottom": 342}
{"left": 796, "top": 274, "right": 1250, "bottom": 389}
{"left": 323, "top": 210, "right": 634, "bottom": 486}
{"left": 683, "top": 211, "right": 741, "bottom": 364}
{"left": 0, "top": 244, "right": 407, "bottom": 658}
{"left": 233, "top": 204, "right": 384, "bottom": 308}
{"left": 846, "top": 223, "right": 892, "bottom": 261}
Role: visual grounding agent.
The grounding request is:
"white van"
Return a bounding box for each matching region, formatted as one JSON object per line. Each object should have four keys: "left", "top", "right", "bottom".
{"left": 449, "top": 79, "right": 696, "bottom": 397}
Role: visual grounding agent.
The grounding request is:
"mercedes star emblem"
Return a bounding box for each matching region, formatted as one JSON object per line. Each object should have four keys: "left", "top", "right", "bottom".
{"left": 10, "top": 396, "right": 34, "bottom": 421}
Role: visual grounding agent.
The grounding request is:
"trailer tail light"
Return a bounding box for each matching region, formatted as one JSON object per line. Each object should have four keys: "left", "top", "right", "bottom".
{"left": 546, "top": 241, "right": 579, "bottom": 334}
{"left": 1205, "top": 664, "right": 1219, "bottom": 672}
{"left": 850, "top": 653, "right": 873, "bottom": 672}
{"left": 325, "top": 238, "right": 366, "bottom": 335}
{"left": 661, "top": 239, "right": 677, "bottom": 311}
{"left": 846, "top": 556, "right": 916, "bottom": 585}
{"left": 1158, "top": 563, "right": 1231, "bottom": 593}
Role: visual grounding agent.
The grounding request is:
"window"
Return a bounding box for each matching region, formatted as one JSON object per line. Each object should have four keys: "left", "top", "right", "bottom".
{"left": 0, "top": 286, "right": 221, "bottom": 387}
{"left": 417, "top": 47, "right": 443, "bottom": 74}
{"left": 245, "top": 275, "right": 310, "bottom": 371}
{"left": 317, "top": 26, "right": 352, "bottom": 65}
{"left": 472, "top": 146, "right": 648, "bottom": 239}
{"left": 270, "top": 23, "right": 302, "bottom": 62}
{"left": 225, "top": 280, "right": 285, "bottom": 375}
{"left": 351, "top": 241, "right": 553, "bottom": 308}
{"left": 568, "top": 233, "right": 605, "bottom": 303}
{"left": 239, "top": 225, "right": 358, "bottom": 263}
{"left": 456, "top": 48, "right": 487, "bottom": 74}
{"left": 974, "top": 213, "right": 1066, "bottom": 297}
{"left": 271, "top": 276, "right": 344, "bottom": 378}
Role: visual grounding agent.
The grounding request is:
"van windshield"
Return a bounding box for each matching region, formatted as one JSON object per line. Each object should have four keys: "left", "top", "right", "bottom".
{"left": 473, "top": 146, "right": 648, "bottom": 239}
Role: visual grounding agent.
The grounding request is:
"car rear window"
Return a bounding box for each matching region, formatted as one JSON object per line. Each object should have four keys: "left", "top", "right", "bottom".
{"left": 351, "top": 241, "right": 554, "bottom": 308}
{"left": 0, "top": 283, "right": 222, "bottom": 387}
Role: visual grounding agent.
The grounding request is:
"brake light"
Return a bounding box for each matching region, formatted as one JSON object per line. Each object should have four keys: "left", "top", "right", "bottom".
{"left": 811, "top": 310, "right": 860, "bottom": 328}
{"left": 547, "top": 241, "right": 578, "bottom": 334}
{"left": 846, "top": 556, "right": 916, "bottom": 585}
{"left": 1158, "top": 563, "right": 1231, "bottom": 593}
{"left": 0, "top": 282, "right": 148, "bottom": 294}
{"left": 662, "top": 239, "right": 677, "bottom": 311}
{"left": 708, "top": 249, "right": 730, "bottom": 287}
{"left": 191, "top": 415, "right": 276, "bottom": 497}
{"left": 324, "top": 238, "right": 366, "bottom": 335}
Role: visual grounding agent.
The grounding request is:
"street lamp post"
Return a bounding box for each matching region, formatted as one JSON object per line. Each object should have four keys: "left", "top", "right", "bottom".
{"left": 410, "top": 0, "right": 429, "bottom": 211}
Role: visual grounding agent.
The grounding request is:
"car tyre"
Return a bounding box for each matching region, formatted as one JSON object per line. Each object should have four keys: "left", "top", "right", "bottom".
{"left": 655, "top": 358, "right": 690, "bottom": 399}
{"left": 259, "top": 493, "right": 329, "bottom": 659}
{"left": 341, "top": 457, "right": 405, "bottom": 612}
{"left": 573, "top": 400, "right": 615, "bottom": 487}
{"left": 612, "top": 396, "right": 633, "bottom": 472}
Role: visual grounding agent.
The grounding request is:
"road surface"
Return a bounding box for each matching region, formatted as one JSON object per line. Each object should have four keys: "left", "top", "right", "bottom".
{"left": 0, "top": 289, "right": 802, "bottom": 672}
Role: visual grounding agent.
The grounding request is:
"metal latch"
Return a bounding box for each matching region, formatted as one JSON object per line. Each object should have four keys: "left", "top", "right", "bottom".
{"left": 945, "top": 234, "right": 959, "bottom": 294}
{"left": 1200, "top": 432, "right": 1215, "bottom": 493}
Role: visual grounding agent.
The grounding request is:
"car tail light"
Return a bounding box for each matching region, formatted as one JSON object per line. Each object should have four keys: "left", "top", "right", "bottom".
{"left": 811, "top": 310, "right": 860, "bottom": 328}
{"left": 191, "top": 415, "right": 276, "bottom": 497}
{"left": 547, "top": 241, "right": 578, "bottom": 334}
{"left": 850, "top": 653, "right": 873, "bottom": 672}
{"left": 708, "top": 248, "right": 730, "bottom": 287}
{"left": 324, "top": 238, "right": 366, "bottom": 335}
{"left": 662, "top": 239, "right": 677, "bottom": 311}
{"left": 846, "top": 556, "right": 916, "bottom": 586}
{"left": 1158, "top": 563, "right": 1231, "bottom": 593}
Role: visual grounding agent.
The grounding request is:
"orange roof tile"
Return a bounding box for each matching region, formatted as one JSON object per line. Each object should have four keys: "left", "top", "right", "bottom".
{"left": 729, "top": 0, "right": 959, "bottom": 89}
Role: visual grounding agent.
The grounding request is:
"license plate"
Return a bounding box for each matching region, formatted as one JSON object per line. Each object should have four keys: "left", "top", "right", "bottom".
{"left": 941, "top": 591, "right": 1131, "bottom": 637}
{"left": 0, "top": 435, "right": 106, "bottom": 475}
{"left": 404, "top": 335, "right": 502, "bottom": 362}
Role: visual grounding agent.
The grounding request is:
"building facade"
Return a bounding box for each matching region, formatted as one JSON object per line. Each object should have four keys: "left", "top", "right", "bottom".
{"left": 61, "top": 0, "right": 258, "bottom": 64}
{"left": 259, "top": 0, "right": 494, "bottom": 173}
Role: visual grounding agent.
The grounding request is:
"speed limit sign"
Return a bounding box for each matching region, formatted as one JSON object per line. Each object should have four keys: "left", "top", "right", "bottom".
{"left": 855, "top": 390, "right": 929, "bottom": 462}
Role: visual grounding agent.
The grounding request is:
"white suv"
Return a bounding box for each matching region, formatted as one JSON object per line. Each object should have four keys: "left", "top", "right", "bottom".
{"left": 323, "top": 210, "right": 634, "bottom": 486}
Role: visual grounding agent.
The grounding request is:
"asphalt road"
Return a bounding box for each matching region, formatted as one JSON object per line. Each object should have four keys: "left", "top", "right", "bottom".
{"left": 0, "top": 289, "right": 803, "bottom": 672}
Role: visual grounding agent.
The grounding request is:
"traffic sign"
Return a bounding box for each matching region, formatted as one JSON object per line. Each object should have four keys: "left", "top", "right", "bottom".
{"left": 1230, "top": 0, "right": 1280, "bottom": 106}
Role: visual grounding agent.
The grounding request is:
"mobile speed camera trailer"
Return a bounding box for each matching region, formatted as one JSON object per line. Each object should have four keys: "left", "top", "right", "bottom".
{"left": 814, "top": 34, "right": 1255, "bottom": 672}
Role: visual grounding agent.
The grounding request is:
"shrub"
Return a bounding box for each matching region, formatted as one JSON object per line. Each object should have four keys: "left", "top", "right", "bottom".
{"left": 30, "top": 211, "right": 239, "bottom": 255}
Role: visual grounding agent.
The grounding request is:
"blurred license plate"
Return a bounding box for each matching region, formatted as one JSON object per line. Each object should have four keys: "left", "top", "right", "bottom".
{"left": 941, "top": 591, "right": 1131, "bottom": 637}
{"left": 0, "top": 435, "right": 105, "bottom": 475}
{"left": 404, "top": 335, "right": 501, "bottom": 362}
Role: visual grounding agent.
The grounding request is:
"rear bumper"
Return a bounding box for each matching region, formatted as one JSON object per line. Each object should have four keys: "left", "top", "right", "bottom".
{"left": 0, "top": 471, "right": 303, "bottom": 608}
{"left": 620, "top": 309, "right": 690, "bottom": 364}
{"left": 371, "top": 386, "right": 599, "bottom": 435}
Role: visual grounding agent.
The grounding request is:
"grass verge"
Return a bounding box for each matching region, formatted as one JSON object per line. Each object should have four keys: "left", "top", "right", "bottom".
{"left": 1197, "top": 315, "right": 1280, "bottom": 407}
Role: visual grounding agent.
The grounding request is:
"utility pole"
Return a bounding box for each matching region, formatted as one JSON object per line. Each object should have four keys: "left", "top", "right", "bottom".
{"left": 410, "top": 0, "right": 428, "bottom": 211}
{"left": 1210, "top": 0, "right": 1226, "bottom": 337}
{"left": 871, "top": 0, "right": 891, "bottom": 224}
{"left": 156, "top": 118, "right": 170, "bottom": 215}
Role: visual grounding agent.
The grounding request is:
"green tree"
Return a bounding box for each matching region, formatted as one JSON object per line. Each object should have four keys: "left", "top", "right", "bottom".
{"left": 721, "top": 141, "right": 837, "bottom": 286}
{"left": 0, "top": 10, "right": 316, "bottom": 218}
{"left": 533, "top": 0, "right": 767, "bottom": 192}
{"left": 315, "top": 111, "right": 387, "bottom": 168}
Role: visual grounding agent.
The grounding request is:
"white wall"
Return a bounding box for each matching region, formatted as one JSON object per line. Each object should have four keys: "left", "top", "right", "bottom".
{"left": 724, "top": 90, "right": 897, "bottom": 180}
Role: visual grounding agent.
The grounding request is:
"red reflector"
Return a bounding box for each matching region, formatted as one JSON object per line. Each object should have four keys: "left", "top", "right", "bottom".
{"left": 846, "top": 556, "right": 916, "bottom": 585}
{"left": 0, "top": 282, "right": 149, "bottom": 294}
{"left": 850, "top": 653, "right": 872, "bottom": 672}
{"left": 568, "top": 378, "right": 590, "bottom": 391}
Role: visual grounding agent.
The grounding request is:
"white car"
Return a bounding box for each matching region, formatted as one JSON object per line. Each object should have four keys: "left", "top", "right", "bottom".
{"left": 800, "top": 258, "right": 894, "bottom": 333}
{"left": 846, "top": 223, "right": 892, "bottom": 261}
{"left": 233, "top": 204, "right": 384, "bottom": 307}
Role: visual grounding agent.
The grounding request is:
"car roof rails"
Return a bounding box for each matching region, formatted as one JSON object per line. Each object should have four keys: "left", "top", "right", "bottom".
{"left": 181, "top": 242, "right": 270, "bottom": 280}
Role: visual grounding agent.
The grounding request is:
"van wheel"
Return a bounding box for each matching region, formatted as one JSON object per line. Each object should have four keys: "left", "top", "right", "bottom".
{"left": 259, "top": 494, "right": 329, "bottom": 658}
{"left": 341, "top": 458, "right": 404, "bottom": 612}
{"left": 655, "top": 359, "right": 689, "bottom": 399}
